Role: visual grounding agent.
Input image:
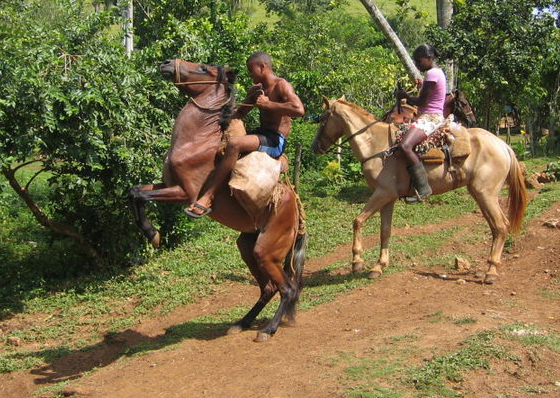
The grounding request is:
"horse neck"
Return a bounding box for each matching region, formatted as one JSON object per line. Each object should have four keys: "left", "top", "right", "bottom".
{"left": 173, "top": 84, "right": 229, "bottom": 142}
{"left": 336, "top": 103, "right": 391, "bottom": 162}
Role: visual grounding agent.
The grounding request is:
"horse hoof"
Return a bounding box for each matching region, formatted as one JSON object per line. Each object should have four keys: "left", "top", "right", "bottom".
{"left": 474, "top": 270, "right": 485, "bottom": 279}
{"left": 227, "top": 324, "right": 244, "bottom": 335}
{"left": 352, "top": 262, "right": 364, "bottom": 273}
{"left": 281, "top": 319, "right": 297, "bottom": 328}
{"left": 254, "top": 332, "right": 271, "bottom": 342}
{"left": 368, "top": 270, "right": 382, "bottom": 279}
{"left": 150, "top": 231, "right": 161, "bottom": 249}
{"left": 484, "top": 274, "right": 498, "bottom": 284}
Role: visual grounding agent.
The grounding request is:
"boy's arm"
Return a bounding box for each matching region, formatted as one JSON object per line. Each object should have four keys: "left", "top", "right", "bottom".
{"left": 255, "top": 80, "right": 305, "bottom": 118}
{"left": 232, "top": 84, "right": 263, "bottom": 119}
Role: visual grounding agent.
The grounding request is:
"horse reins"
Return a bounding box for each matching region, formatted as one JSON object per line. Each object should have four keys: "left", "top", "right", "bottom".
{"left": 172, "top": 59, "right": 236, "bottom": 111}
{"left": 323, "top": 119, "right": 381, "bottom": 153}
{"left": 322, "top": 116, "right": 399, "bottom": 163}
{"left": 172, "top": 59, "right": 261, "bottom": 112}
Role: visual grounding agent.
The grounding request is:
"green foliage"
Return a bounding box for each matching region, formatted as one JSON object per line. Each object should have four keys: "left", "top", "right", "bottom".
{"left": 427, "top": 0, "right": 559, "bottom": 131}
{"left": 261, "top": 10, "right": 404, "bottom": 116}
{"left": 0, "top": 0, "right": 263, "bottom": 267}
{"left": 543, "top": 159, "right": 560, "bottom": 181}
{"left": 0, "top": 0, "right": 177, "bottom": 264}
{"left": 258, "top": 0, "right": 339, "bottom": 17}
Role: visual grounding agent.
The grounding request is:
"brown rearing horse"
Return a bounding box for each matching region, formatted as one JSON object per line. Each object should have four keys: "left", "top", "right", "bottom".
{"left": 129, "top": 59, "right": 307, "bottom": 342}
{"left": 312, "top": 97, "right": 527, "bottom": 284}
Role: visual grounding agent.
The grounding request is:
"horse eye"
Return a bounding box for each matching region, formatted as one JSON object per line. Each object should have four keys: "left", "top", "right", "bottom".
{"left": 199, "top": 65, "right": 208, "bottom": 73}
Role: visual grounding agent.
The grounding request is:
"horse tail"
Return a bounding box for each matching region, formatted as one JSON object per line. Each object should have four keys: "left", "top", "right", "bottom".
{"left": 506, "top": 148, "right": 528, "bottom": 234}
{"left": 284, "top": 232, "right": 308, "bottom": 300}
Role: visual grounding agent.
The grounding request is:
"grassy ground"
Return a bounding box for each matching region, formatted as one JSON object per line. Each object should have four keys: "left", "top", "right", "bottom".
{"left": 1, "top": 154, "right": 559, "bottom": 378}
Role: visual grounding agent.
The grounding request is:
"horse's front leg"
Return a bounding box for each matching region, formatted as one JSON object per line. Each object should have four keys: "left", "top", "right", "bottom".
{"left": 370, "top": 201, "right": 395, "bottom": 279}
{"left": 129, "top": 183, "right": 190, "bottom": 248}
{"left": 352, "top": 191, "right": 393, "bottom": 274}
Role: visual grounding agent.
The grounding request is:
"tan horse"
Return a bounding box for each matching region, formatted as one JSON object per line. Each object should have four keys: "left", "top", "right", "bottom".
{"left": 129, "top": 59, "right": 307, "bottom": 341}
{"left": 311, "top": 97, "right": 527, "bottom": 284}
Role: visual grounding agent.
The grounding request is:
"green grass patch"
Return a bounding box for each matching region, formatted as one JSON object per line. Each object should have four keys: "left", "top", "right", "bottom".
{"left": 501, "top": 323, "right": 560, "bottom": 352}
{"left": 335, "top": 328, "right": 518, "bottom": 398}
{"left": 338, "top": 353, "right": 405, "bottom": 398}
{"left": 406, "top": 331, "right": 508, "bottom": 397}
{"left": 452, "top": 317, "right": 477, "bottom": 325}
{"left": 524, "top": 182, "right": 560, "bottom": 221}
{"left": 539, "top": 288, "right": 560, "bottom": 299}
{"left": 426, "top": 310, "right": 449, "bottom": 324}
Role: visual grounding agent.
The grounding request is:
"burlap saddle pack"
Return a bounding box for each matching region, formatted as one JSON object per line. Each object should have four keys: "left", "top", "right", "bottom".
{"left": 221, "top": 119, "right": 286, "bottom": 227}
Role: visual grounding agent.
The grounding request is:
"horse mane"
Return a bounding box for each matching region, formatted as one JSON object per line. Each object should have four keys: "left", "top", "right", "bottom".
{"left": 337, "top": 100, "right": 377, "bottom": 122}
{"left": 217, "top": 65, "right": 237, "bottom": 131}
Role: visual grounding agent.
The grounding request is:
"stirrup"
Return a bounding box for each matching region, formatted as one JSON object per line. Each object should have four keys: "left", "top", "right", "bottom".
{"left": 403, "top": 189, "right": 429, "bottom": 204}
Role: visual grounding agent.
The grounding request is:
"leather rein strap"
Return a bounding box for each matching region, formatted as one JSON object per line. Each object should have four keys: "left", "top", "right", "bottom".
{"left": 324, "top": 119, "right": 399, "bottom": 163}
{"left": 172, "top": 59, "right": 256, "bottom": 111}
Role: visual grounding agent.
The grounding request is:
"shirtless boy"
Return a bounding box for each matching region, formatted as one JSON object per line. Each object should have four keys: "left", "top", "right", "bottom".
{"left": 185, "top": 51, "right": 305, "bottom": 217}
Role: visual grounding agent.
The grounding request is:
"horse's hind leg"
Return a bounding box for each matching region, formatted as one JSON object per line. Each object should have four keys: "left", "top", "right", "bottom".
{"left": 252, "top": 198, "right": 298, "bottom": 342}
{"left": 468, "top": 186, "right": 509, "bottom": 284}
{"left": 228, "top": 232, "right": 278, "bottom": 334}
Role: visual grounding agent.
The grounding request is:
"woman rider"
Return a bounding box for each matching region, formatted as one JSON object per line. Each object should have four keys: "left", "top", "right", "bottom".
{"left": 398, "top": 44, "right": 446, "bottom": 204}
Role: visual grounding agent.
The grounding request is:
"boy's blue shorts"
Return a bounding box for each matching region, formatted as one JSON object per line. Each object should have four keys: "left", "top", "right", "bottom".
{"left": 248, "top": 127, "right": 286, "bottom": 159}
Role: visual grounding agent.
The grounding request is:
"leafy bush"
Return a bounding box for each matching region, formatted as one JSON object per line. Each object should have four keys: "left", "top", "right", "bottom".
{"left": 0, "top": 0, "right": 259, "bottom": 266}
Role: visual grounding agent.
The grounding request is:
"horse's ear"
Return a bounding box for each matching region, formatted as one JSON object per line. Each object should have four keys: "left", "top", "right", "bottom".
{"left": 322, "top": 95, "right": 330, "bottom": 108}
{"left": 339, "top": 94, "right": 346, "bottom": 101}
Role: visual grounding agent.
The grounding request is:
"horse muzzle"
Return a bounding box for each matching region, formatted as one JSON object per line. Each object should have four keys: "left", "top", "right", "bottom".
{"left": 160, "top": 59, "right": 176, "bottom": 80}
{"left": 311, "top": 138, "right": 326, "bottom": 155}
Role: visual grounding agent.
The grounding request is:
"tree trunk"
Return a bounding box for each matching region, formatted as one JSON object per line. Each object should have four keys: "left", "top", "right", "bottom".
{"left": 1, "top": 167, "right": 102, "bottom": 264}
{"left": 549, "top": 68, "right": 560, "bottom": 141}
{"left": 359, "top": 0, "right": 421, "bottom": 82}
{"left": 436, "top": 0, "right": 454, "bottom": 93}
{"left": 123, "top": 0, "right": 133, "bottom": 57}
{"left": 483, "top": 91, "right": 492, "bottom": 131}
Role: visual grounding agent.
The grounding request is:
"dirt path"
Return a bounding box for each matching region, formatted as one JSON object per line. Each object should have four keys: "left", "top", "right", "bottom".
{"left": 2, "top": 201, "right": 560, "bottom": 398}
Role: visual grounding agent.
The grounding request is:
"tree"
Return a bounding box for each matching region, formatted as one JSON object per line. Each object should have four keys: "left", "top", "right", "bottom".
{"left": 359, "top": 0, "right": 421, "bottom": 81}
{"left": 428, "top": 0, "right": 559, "bottom": 130}
{"left": 0, "top": 0, "right": 264, "bottom": 266}
{"left": 0, "top": 0, "right": 178, "bottom": 265}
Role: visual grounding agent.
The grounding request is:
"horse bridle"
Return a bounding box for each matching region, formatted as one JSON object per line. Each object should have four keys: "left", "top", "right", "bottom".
{"left": 172, "top": 59, "right": 260, "bottom": 112}
{"left": 318, "top": 108, "right": 398, "bottom": 162}
{"left": 172, "top": 59, "right": 234, "bottom": 111}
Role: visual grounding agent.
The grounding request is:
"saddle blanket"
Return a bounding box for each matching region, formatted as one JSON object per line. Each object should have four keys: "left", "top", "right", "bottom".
{"left": 392, "top": 116, "right": 471, "bottom": 164}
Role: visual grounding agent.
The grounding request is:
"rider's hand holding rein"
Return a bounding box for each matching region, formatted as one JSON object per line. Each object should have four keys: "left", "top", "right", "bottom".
{"left": 255, "top": 93, "right": 271, "bottom": 109}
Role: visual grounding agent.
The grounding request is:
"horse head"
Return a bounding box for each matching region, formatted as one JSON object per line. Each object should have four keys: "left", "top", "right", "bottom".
{"left": 312, "top": 96, "right": 345, "bottom": 154}
{"left": 160, "top": 59, "right": 237, "bottom": 96}
{"left": 452, "top": 90, "right": 477, "bottom": 127}
{"left": 160, "top": 59, "right": 237, "bottom": 130}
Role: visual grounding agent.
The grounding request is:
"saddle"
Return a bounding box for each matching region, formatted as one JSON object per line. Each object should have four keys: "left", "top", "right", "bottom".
{"left": 387, "top": 101, "right": 471, "bottom": 165}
